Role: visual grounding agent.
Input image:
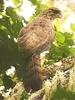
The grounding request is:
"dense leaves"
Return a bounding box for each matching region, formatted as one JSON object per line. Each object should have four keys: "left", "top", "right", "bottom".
{"left": 0, "top": 6, "right": 23, "bottom": 73}
{"left": 43, "top": 31, "right": 75, "bottom": 65}
{"left": 0, "top": 5, "right": 23, "bottom": 90}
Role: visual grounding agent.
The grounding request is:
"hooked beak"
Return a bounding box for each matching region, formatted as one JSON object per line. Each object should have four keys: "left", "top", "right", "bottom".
{"left": 58, "top": 12, "right": 62, "bottom": 18}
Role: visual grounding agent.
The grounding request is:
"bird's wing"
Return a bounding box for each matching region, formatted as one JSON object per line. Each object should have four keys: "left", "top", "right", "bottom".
{"left": 18, "top": 17, "right": 54, "bottom": 58}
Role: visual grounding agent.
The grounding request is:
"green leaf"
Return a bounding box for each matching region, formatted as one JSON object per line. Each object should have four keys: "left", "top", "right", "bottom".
{"left": 12, "top": 0, "right": 21, "bottom": 5}
{"left": 55, "top": 31, "right": 65, "bottom": 43}
{"left": 48, "top": 45, "right": 63, "bottom": 61}
{"left": 6, "top": 7, "right": 18, "bottom": 22}
{"left": 54, "top": 21, "right": 60, "bottom": 31}
{"left": 64, "top": 32, "right": 74, "bottom": 46}
{"left": 29, "top": 0, "right": 37, "bottom": 5}
{"left": 70, "top": 23, "right": 75, "bottom": 32}
{"left": 0, "top": 0, "right": 4, "bottom": 12}
{"left": 69, "top": 48, "right": 75, "bottom": 54}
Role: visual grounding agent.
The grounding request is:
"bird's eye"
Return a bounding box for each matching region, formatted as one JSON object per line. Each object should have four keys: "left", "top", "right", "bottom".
{"left": 53, "top": 10, "right": 60, "bottom": 14}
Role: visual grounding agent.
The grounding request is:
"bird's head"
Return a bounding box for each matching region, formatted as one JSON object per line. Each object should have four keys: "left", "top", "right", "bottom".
{"left": 39, "top": 7, "right": 62, "bottom": 20}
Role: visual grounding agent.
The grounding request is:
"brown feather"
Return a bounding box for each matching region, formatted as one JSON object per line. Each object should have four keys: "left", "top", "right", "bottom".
{"left": 18, "top": 7, "right": 62, "bottom": 92}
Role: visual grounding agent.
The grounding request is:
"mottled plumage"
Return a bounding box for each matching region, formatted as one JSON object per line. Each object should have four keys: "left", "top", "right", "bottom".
{"left": 18, "top": 7, "right": 62, "bottom": 92}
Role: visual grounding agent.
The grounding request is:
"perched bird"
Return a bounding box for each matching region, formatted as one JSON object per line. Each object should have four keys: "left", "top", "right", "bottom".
{"left": 18, "top": 7, "right": 62, "bottom": 92}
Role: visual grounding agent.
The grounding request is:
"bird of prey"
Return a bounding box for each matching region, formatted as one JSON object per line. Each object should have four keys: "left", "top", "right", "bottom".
{"left": 18, "top": 7, "right": 62, "bottom": 92}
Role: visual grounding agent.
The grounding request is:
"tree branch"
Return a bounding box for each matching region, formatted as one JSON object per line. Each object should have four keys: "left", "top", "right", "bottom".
{"left": 42, "top": 53, "right": 75, "bottom": 78}
{"left": 6, "top": 53, "right": 75, "bottom": 100}
{"left": 6, "top": 82, "right": 25, "bottom": 100}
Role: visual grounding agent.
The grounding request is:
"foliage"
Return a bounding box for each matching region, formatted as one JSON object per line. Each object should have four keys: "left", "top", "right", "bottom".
{"left": 0, "top": 0, "right": 24, "bottom": 98}
{"left": 0, "top": 0, "right": 75, "bottom": 99}
{"left": 43, "top": 31, "right": 75, "bottom": 65}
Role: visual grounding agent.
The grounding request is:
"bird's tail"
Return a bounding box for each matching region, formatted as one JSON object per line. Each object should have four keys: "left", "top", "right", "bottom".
{"left": 23, "top": 54, "right": 43, "bottom": 92}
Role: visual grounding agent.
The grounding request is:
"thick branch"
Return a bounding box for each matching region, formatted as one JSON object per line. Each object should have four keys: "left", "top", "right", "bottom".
{"left": 42, "top": 53, "right": 75, "bottom": 78}
{"left": 6, "top": 82, "right": 25, "bottom": 100}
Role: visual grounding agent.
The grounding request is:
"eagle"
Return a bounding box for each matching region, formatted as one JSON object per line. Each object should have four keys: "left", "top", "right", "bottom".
{"left": 18, "top": 7, "right": 62, "bottom": 92}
